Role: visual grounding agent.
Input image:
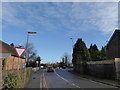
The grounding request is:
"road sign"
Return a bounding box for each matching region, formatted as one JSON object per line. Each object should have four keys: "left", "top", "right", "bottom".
{"left": 14, "top": 47, "right": 26, "bottom": 58}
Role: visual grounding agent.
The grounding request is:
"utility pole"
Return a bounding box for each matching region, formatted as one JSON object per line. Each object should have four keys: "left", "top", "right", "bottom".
{"left": 24, "top": 32, "right": 37, "bottom": 86}
{"left": 70, "top": 38, "right": 74, "bottom": 64}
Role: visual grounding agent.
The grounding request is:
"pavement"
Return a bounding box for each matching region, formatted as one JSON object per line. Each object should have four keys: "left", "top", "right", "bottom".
{"left": 25, "top": 68, "right": 119, "bottom": 89}
{"left": 68, "top": 69, "right": 120, "bottom": 88}
{"left": 25, "top": 69, "right": 43, "bottom": 88}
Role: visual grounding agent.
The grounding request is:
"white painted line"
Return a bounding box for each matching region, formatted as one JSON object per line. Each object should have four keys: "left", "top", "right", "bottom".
{"left": 43, "top": 71, "right": 48, "bottom": 90}
{"left": 55, "top": 71, "right": 81, "bottom": 88}
{"left": 40, "top": 75, "right": 42, "bottom": 88}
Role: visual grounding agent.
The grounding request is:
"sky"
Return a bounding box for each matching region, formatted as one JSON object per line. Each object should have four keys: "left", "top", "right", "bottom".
{"left": 1, "top": 2, "right": 118, "bottom": 63}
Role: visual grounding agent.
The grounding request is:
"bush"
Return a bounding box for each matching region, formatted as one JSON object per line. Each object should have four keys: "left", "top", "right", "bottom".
{"left": 4, "top": 73, "right": 20, "bottom": 89}
{"left": 26, "top": 68, "right": 32, "bottom": 83}
{"left": 3, "top": 68, "right": 32, "bottom": 89}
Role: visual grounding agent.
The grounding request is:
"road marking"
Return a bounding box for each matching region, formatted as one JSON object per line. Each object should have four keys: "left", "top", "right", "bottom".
{"left": 43, "top": 71, "right": 49, "bottom": 90}
{"left": 55, "top": 71, "right": 81, "bottom": 88}
{"left": 40, "top": 75, "right": 42, "bottom": 88}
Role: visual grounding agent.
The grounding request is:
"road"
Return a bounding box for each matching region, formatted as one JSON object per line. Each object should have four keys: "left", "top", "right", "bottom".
{"left": 26, "top": 68, "right": 117, "bottom": 89}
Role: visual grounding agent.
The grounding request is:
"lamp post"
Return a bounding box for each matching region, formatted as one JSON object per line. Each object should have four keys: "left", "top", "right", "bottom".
{"left": 26, "top": 32, "right": 37, "bottom": 66}
{"left": 24, "top": 32, "right": 37, "bottom": 86}
{"left": 26, "top": 32, "right": 37, "bottom": 64}
{"left": 70, "top": 38, "right": 74, "bottom": 49}
{"left": 70, "top": 38, "right": 74, "bottom": 66}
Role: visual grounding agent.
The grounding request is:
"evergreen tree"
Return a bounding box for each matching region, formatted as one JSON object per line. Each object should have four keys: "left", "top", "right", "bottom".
{"left": 36, "top": 56, "right": 41, "bottom": 66}
{"left": 72, "top": 38, "right": 90, "bottom": 73}
{"left": 72, "top": 38, "right": 91, "bottom": 65}
{"left": 100, "top": 46, "right": 106, "bottom": 60}
{"left": 89, "top": 44, "right": 101, "bottom": 61}
{"left": 10, "top": 43, "right": 14, "bottom": 47}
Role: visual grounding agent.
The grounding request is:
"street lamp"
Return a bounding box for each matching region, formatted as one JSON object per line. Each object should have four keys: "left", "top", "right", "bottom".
{"left": 26, "top": 32, "right": 37, "bottom": 66}
{"left": 24, "top": 32, "right": 37, "bottom": 85}
{"left": 70, "top": 38, "right": 74, "bottom": 49}
{"left": 70, "top": 38, "right": 74, "bottom": 66}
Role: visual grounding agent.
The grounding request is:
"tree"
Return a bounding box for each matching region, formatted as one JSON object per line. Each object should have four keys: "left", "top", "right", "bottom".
{"left": 62, "top": 53, "right": 71, "bottom": 67}
{"left": 100, "top": 46, "right": 106, "bottom": 60}
{"left": 72, "top": 38, "right": 90, "bottom": 63}
{"left": 25, "top": 43, "right": 38, "bottom": 67}
{"left": 35, "top": 56, "right": 41, "bottom": 67}
{"left": 72, "top": 38, "right": 90, "bottom": 73}
{"left": 89, "top": 44, "right": 101, "bottom": 61}
{"left": 10, "top": 43, "right": 14, "bottom": 47}
{"left": 27, "top": 43, "right": 37, "bottom": 61}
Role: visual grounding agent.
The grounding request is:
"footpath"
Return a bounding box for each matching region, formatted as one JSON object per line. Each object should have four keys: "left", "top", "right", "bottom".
{"left": 25, "top": 69, "right": 43, "bottom": 88}
{"left": 68, "top": 70, "right": 120, "bottom": 88}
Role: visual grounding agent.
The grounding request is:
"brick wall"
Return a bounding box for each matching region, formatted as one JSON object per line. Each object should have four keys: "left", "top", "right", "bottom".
{"left": 0, "top": 58, "right": 2, "bottom": 89}
{"left": 3, "top": 56, "right": 25, "bottom": 70}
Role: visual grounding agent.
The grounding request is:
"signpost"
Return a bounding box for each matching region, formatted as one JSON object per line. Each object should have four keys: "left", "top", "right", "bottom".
{"left": 14, "top": 47, "right": 26, "bottom": 70}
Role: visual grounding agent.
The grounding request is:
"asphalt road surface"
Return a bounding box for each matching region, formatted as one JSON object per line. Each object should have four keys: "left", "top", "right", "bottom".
{"left": 26, "top": 68, "right": 117, "bottom": 89}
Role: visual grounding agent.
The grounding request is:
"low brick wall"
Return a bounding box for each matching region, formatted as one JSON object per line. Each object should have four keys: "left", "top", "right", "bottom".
{"left": 0, "top": 59, "right": 2, "bottom": 89}
{"left": 2, "top": 68, "right": 32, "bottom": 88}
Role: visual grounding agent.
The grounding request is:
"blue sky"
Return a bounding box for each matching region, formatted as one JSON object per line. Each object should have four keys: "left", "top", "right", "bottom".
{"left": 2, "top": 2, "right": 118, "bottom": 63}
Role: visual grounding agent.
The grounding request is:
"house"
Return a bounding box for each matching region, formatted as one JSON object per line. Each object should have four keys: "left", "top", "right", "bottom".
{"left": 0, "top": 40, "right": 26, "bottom": 70}
{"left": 106, "top": 30, "right": 120, "bottom": 59}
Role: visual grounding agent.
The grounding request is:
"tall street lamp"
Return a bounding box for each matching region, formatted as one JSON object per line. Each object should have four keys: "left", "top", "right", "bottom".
{"left": 24, "top": 32, "right": 37, "bottom": 85}
{"left": 70, "top": 38, "right": 74, "bottom": 65}
{"left": 70, "top": 38, "right": 74, "bottom": 49}
{"left": 26, "top": 32, "right": 37, "bottom": 66}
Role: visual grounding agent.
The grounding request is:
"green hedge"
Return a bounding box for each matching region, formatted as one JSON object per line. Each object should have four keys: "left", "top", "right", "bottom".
{"left": 25, "top": 68, "right": 32, "bottom": 83}
{"left": 3, "top": 68, "right": 32, "bottom": 89}
{"left": 4, "top": 73, "right": 20, "bottom": 89}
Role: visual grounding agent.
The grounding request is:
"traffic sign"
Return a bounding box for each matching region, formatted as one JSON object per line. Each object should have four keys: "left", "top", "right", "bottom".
{"left": 14, "top": 47, "right": 26, "bottom": 58}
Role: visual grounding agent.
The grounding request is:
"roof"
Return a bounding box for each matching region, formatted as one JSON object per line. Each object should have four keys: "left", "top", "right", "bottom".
{"left": 0, "top": 53, "right": 11, "bottom": 59}
{"left": 0, "top": 40, "right": 25, "bottom": 58}
{"left": 107, "top": 30, "right": 120, "bottom": 46}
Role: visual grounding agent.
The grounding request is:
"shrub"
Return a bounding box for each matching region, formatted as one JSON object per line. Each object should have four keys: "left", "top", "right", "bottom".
{"left": 4, "top": 73, "right": 20, "bottom": 89}
{"left": 26, "top": 68, "right": 32, "bottom": 83}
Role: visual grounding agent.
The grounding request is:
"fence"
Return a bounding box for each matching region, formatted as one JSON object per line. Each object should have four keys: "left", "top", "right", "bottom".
{"left": 86, "top": 60, "right": 116, "bottom": 79}
{"left": 74, "top": 59, "right": 120, "bottom": 80}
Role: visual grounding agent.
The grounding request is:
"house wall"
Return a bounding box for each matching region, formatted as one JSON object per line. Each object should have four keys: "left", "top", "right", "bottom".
{"left": 3, "top": 56, "right": 25, "bottom": 70}
{"left": 106, "top": 33, "right": 118, "bottom": 59}
{"left": 0, "top": 58, "right": 2, "bottom": 89}
{"left": 119, "top": 34, "right": 120, "bottom": 58}
{"left": 106, "top": 32, "right": 120, "bottom": 59}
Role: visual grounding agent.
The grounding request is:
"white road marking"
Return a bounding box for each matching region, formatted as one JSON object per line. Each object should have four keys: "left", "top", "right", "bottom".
{"left": 43, "top": 71, "right": 49, "bottom": 90}
{"left": 40, "top": 75, "right": 42, "bottom": 88}
{"left": 55, "top": 71, "right": 81, "bottom": 88}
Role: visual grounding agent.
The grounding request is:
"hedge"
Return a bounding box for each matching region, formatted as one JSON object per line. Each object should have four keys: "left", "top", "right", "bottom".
{"left": 3, "top": 67, "right": 32, "bottom": 89}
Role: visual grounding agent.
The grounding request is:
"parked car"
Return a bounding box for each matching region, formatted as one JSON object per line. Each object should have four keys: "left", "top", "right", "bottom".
{"left": 47, "top": 66, "right": 54, "bottom": 72}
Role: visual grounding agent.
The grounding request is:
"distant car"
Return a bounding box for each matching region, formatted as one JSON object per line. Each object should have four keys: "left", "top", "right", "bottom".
{"left": 41, "top": 66, "right": 44, "bottom": 68}
{"left": 62, "top": 66, "right": 66, "bottom": 69}
{"left": 47, "top": 66, "right": 54, "bottom": 72}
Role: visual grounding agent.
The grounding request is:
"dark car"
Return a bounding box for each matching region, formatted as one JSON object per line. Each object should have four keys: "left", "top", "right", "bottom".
{"left": 47, "top": 66, "right": 54, "bottom": 72}
{"left": 62, "top": 66, "right": 66, "bottom": 69}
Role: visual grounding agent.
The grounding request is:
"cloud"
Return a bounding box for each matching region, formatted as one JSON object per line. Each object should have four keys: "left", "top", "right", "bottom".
{"left": 2, "top": 2, "right": 118, "bottom": 35}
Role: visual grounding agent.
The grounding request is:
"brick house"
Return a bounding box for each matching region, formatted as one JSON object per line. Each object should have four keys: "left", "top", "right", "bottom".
{"left": 106, "top": 30, "right": 120, "bottom": 59}
{"left": 0, "top": 40, "right": 26, "bottom": 70}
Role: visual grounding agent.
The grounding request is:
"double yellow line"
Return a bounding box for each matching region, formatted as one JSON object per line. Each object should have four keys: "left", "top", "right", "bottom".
{"left": 43, "top": 72, "right": 48, "bottom": 89}
{"left": 40, "top": 72, "right": 48, "bottom": 90}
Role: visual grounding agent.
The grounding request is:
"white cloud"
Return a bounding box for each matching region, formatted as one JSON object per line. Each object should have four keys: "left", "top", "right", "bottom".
{"left": 2, "top": 2, "right": 118, "bottom": 35}
{"left": 1, "top": 0, "right": 120, "bottom": 2}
